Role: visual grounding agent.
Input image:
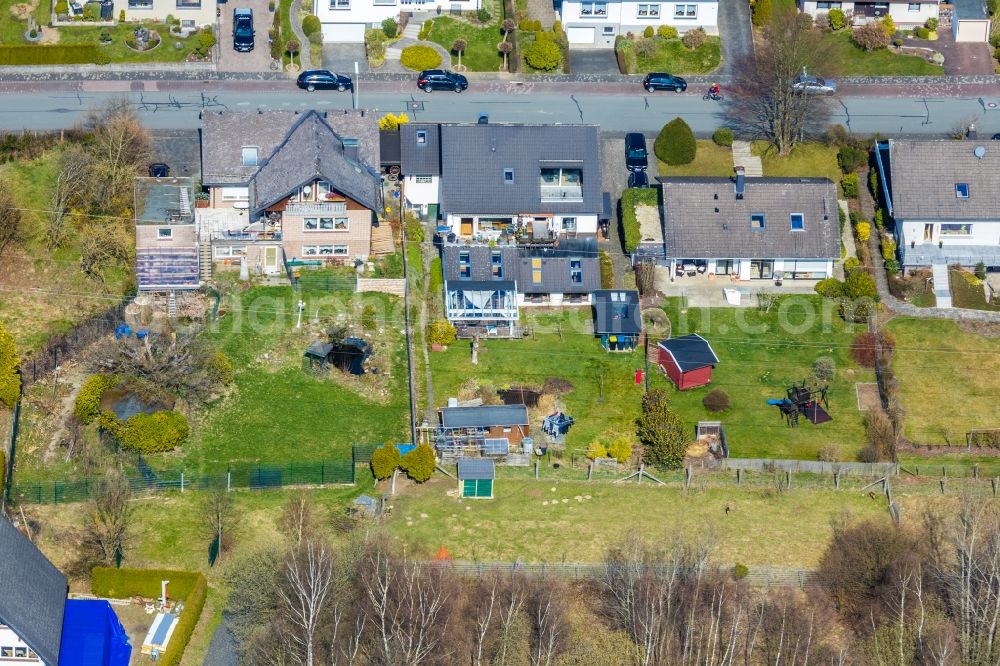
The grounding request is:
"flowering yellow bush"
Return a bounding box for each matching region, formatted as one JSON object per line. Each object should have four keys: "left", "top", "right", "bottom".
{"left": 856, "top": 222, "right": 871, "bottom": 242}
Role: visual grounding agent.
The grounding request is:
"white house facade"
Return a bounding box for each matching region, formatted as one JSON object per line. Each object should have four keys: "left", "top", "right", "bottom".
{"left": 113, "top": 0, "right": 215, "bottom": 27}
{"left": 0, "top": 625, "right": 41, "bottom": 665}
{"left": 800, "top": 0, "right": 937, "bottom": 26}
{"left": 561, "top": 0, "right": 718, "bottom": 47}
{"left": 313, "top": 0, "right": 481, "bottom": 42}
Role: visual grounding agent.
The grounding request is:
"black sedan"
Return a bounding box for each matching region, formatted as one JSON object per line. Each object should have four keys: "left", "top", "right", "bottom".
{"left": 643, "top": 72, "right": 687, "bottom": 92}
{"left": 417, "top": 69, "right": 468, "bottom": 93}
{"left": 296, "top": 69, "right": 354, "bottom": 92}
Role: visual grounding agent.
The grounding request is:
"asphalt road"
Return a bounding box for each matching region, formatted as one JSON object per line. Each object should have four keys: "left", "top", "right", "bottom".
{"left": 2, "top": 82, "right": 1000, "bottom": 136}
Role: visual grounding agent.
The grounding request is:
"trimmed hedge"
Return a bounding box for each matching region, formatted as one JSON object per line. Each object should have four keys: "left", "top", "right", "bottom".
{"left": 621, "top": 187, "right": 658, "bottom": 254}
{"left": 0, "top": 45, "right": 100, "bottom": 65}
{"left": 655, "top": 117, "right": 696, "bottom": 166}
{"left": 302, "top": 14, "right": 321, "bottom": 36}
{"left": 400, "top": 45, "right": 441, "bottom": 71}
{"left": 0, "top": 322, "right": 19, "bottom": 409}
{"left": 92, "top": 568, "right": 207, "bottom": 666}
{"left": 524, "top": 38, "right": 560, "bottom": 71}
{"left": 74, "top": 374, "right": 119, "bottom": 424}
{"left": 119, "top": 411, "right": 190, "bottom": 454}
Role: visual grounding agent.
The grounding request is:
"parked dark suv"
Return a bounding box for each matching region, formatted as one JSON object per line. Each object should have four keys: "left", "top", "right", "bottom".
{"left": 643, "top": 72, "right": 687, "bottom": 92}
{"left": 297, "top": 69, "right": 353, "bottom": 92}
{"left": 417, "top": 69, "right": 468, "bottom": 93}
{"left": 625, "top": 133, "right": 648, "bottom": 172}
{"left": 232, "top": 8, "right": 254, "bottom": 52}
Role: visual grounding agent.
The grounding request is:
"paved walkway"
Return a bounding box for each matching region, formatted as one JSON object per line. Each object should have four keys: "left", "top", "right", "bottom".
{"left": 836, "top": 200, "right": 856, "bottom": 280}
{"left": 732, "top": 141, "right": 762, "bottom": 176}
{"left": 289, "top": 0, "right": 313, "bottom": 71}
{"left": 931, "top": 263, "right": 952, "bottom": 307}
{"left": 525, "top": 0, "right": 558, "bottom": 29}
{"left": 717, "top": 0, "right": 754, "bottom": 75}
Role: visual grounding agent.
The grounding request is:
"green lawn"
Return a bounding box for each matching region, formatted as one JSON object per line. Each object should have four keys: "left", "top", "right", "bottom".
{"left": 619, "top": 36, "right": 721, "bottom": 75}
{"left": 949, "top": 269, "right": 1000, "bottom": 311}
{"left": 426, "top": 16, "right": 502, "bottom": 72}
{"left": 754, "top": 141, "right": 842, "bottom": 184}
{"left": 0, "top": 0, "right": 49, "bottom": 45}
{"left": 659, "top": 140, "right": 734, "bottom": 177}
{"left": 53, "top": 23, "right": 208, "bottom": 63}
{"left": 888, "top": 318, "right": 1000, "bottom": 446}
{"left": 823, "top": 30, "right": 943, "bottom": 76}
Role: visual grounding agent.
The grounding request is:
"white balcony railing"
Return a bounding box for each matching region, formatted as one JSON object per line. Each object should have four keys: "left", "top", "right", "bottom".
{"left": 287, "top": 202, "right": 348, "bottom": 215}
{"left": 540, "top": 185, "right": 583, "bottom": 201}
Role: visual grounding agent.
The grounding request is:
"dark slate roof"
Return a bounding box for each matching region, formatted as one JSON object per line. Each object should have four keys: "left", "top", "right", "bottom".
{"left": 0, "top": 516, "right": 67, "bottom": 666}
{"left": 441, "top": 405, "right": 529, "bottom": 428}
{"left": 457, "top": 458, "right": 495, "bottom": 480}
{"left": 200, "top": 109, "right": 379, "bottom": 186}
{"left": 400, "top": 123, "right": 441, "bottom": 176}
{"left": 593, "top": 290, "right": 641, "bottom": 335}
{"left": 517, "top": 238, "right": 601, "bottom": 295}
{"left": 658, "top": 177, "right": 840, "bottom": 259}
{"left": 305, "top": 340, "right": 334, "bottom": 359}
{"left": 438, "top": 124, "right": 602, "bottom": 215}
{"left": 954, "top": 0, "right": 987, "bottom": 19}
{"left": 658, "top": 334, "right": 720, "bottom": 372}
{"left": 379, "top": 129, "right": 401, "bottom": 166}
{"left": 249, "top": 111, "right": 381, "bottom": 213}
{"left": 888, "top": 140, "right": 1000, "bottom": 220}
{"left": 442, "top": 245, "right": 518, "bottom": 282}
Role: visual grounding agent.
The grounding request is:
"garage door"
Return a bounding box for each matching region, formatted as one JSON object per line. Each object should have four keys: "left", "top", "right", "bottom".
{"left": 955, "top": 19, "right": 989, "bottom": 43}
{"left": 321, "top": 23, "right": 367, "bottom": 43}
{"left": 567, "top": 26, "right": 596, "bottom": 45}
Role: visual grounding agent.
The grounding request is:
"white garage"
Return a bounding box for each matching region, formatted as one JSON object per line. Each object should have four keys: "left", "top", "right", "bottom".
{"left": 567, "top": 26, "right": 596, "bottom": 45}
{"left": 954, "top": 18, "right": 991, "bottom": 42}
{"left": 321, "top": 23, "right": 367, "bottom": 43}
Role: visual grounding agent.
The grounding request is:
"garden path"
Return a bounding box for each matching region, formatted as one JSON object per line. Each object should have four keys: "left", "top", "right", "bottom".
{"left": 731, "top": 140, "right": 762, "bottom": 176}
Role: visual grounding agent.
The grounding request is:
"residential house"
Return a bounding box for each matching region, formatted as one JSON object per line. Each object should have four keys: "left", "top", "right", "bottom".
{"left": 0, "top": 517, "right": 130, "bottom": 666}
{"left": 134, "top": 176, "right": 201, "bottom": 292}
{"left": 437, "top": 404, "right": 530, "bottom": 458}
{"left": 561, "top": 0, "right": 718, "bottom": 48}
{"left": 199, "top": 110, "right": 382, "bottom": 276}
{"left": 517, "top": 238, "right": 601, "bottom": 306}
{"left": 800, "top": 0, "right": 938, "bottom": 29}
{"left": 592, "top": 289, "right": 641, "bottom": 351}
{"left": 657, "top": 175, "right": 841, "bottom": 281}
{"left": 312, "top": 0, "right": 480, "bottom": 42}
{"left": 400, "top": 122, "right": 604, "bottom": 239}
{"left": 112, "top": 0, "right": 214, "bottom": 30}
{"left": 875, "top": 140, "right": 1000, "bottom": 269}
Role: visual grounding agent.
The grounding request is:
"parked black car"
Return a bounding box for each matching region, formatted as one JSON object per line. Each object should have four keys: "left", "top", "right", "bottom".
{"left": 232, "top": 8, "right": 254, "bottom": 52}
{"left": 148, "top": 163, "right": 169, "bottom": 178}
{"left": 643, "top": 72, "right": 687, "bottom": 92}
{"left": 627, "top": 170, "right": 649, "bottom": 188}
{"left": 417, "top": 69, "right": 468, "bottom": 93}
{"left": 625, "top": 133, "right": 648, "bottom": 172}
{"left": 297, "top": 69, "right": 353, "bottom": 92}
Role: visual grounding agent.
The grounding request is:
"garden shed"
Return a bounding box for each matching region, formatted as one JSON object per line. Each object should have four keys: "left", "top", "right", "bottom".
{"left": 457, "top": 459, "right": 495, "bottom": 499}
{"left": 657, "top": 334, "right": 720, "bottom": 390}
{"left": 592, "top": 290, "right": 641, "bottom": 351}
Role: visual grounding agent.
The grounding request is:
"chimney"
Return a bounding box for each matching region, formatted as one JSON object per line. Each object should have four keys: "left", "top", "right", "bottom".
{"left": 342, "top": 137, "right": 359, "bottom": 163}
{"left": 734, "top": 166, "right": 745, "bottom": 200}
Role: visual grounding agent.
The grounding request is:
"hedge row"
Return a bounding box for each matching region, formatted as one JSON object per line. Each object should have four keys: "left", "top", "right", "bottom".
{"left": 74, "top": 374, "right": 119, "bottom": 424}
{"left": 92, "top": 568, "right": 207, "bottom": 666}
{"left": 621, "top": 187, "right": 658, "bottom": 254}
{"left": 0, "top": 45, "right": 100, "bottom": 66}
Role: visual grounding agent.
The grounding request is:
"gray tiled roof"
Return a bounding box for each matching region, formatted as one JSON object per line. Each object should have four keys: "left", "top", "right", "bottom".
{"left": 658, "top": 177, "right": 840, "bottom": 259}
{"left": 249, "top": 111, "right": 381, "bottom": 213}
{"left": 200, "top": 109, "right": 380, "bottom": 188}
{"left": 400, "top": 124, "right": 441, "bottom": 176}
{"left": 439, "top": 124, "right": 602, "bottom": 215}
{"left": 888, "top": 140, "right": 1000, "bottom": 220}
{"left": 442, "top": 405, "right": 529, "bottom": 428}
{"left": 592, "top": 290, "right": 641, "bottom": 335}
{"left": 518, "top": 238, "right": 601, "bottom": 295}
{"left": 0, "top": 516, "right": 67, "bottom": 666}
{"left": 457, "top": 458, "right": 495, "bottom": 480}
{"left": 443, "top": 245, "right": 518, "bottom": 282}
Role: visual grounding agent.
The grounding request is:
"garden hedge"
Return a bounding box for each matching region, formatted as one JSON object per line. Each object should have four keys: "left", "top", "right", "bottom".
{"left": 74, "top": 374, "right": 119, "bottom": 424}
{"left": 0, "top": 322, "right": 19, "bottom": 409}
{"left": 92, "top": 568, "right": 206, "bottom": 666}
{"left": 302, "top": 14, "right": 321, "bottom": 36}
{"left": 119, "top": 411, "right": 190, "bottom": 454}
{"left": 621, "top": 188, "right": 658, "bottom": 254}
{"left": 0, "top": 45, "right": 100, "bottom": 65}
{"left": 400, "top": 45, "right": 441, "bottom": 71}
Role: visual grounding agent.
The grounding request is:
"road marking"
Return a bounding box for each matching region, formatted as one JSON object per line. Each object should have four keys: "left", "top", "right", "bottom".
{"left": 236, "top": 101, "right": 250, "bottom": 105}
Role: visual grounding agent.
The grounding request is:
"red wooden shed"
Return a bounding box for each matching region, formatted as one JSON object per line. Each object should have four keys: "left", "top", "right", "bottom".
{"left": 657, "top": 334, "right": 720, "bottom": 390}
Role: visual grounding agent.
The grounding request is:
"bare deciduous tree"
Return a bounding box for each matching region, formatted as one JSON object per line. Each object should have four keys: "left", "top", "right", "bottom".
{"left": 281, "top": 491, "right": 320, "bottom": 549}
{"left": 46, "top": 145, "right": 89, "bottom": 250}
{"left": 527, "top": 577, "right": 569, "bottom": 666}
{"left": 97, "top": 335, "right": 217, "bottom": 404}
{"left": 279, "top": 540, "right": 335, "bottom": 666}
{"left": 202, "top": 487, "right": 237, "bottom": 564}
{"left": 0, "top": 179, "right": 25, "bottom": 260}
{"left": 82, "top": 466, "right": 133, "bottom": 568}
{"left": 84, "top": 98, "right": 151, "bottom": 216}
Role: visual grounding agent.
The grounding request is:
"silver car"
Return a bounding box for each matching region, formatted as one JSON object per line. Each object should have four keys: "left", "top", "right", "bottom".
{"left": 792, "top": 73, "right": 837, "bottom": 96}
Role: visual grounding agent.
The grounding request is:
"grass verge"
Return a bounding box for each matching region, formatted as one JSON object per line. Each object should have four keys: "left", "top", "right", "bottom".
{"left": 658, "top": 140, "right": 733, "bottom": 177}
{"left": 426, "top": 16, "right": 502, "bottom": 71}
{"left": 823, "top": 30, "right": 943, "bottom": 76}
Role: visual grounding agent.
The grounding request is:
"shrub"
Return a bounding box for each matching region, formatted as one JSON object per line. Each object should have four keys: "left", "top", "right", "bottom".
{"left": 851, "top": 330, "right": 895, "bottom": 367}
{"left": 712, "top": 127, "right": 734, "bottom": 146}
{"left": 840, "top": 172, "right": 859, "bottom": 198}
{"left": 477, "top": 7, "right": 491, "bottom": 21}
{"left": 382, "top": 17, "right": 398, "bottom": 38}
{"left": 828, "top": 7, "right": 845, "bottom": 30}
{"left": 0, "top": 45, "right": 100, "bottom": 65}
{"left": 208, "top": 351, "right": 233, "bottom": 385}
{"left": 599, "top": 250, "right": 614, "bottom": 288}
{"left": 915, "top": 26, "right": 930, "bottom": 39}
{"left": 197, "top": 29, "right": 217, "bottom": 49}
{"left": 428, "top": 319, "right": 457, "bottom": 346}
{"left": 880, "top": 15, "right": 895, "bottom": 38}
{"left": 844, "top": 256, "right": 860, "bottom": 272}
{"left": 83, "top": 2, "right": 101, "bottom": 20}
{"left": 400, "top": 444, "right": 436, "bottom": 482}
{"left": 365, "top": 28, "right": 388, "bottom": 63}
{"left": 621, "top": 187, "right": 656, "bottom": 253}
{"left": 643, "top": 26, "right": 655, "bottom": 38}
{"left": 657, "top": 25, "right": 678, "bottom": 39}
{"left": 884, "top": 258, "right": 900, "bottom": 273}
{"left": 818, "top": 444, "right": 841, "bottom": 461}
{"left": 285, "top": 39, "right": 300, "bottom": 55}
{"left": 881, "top": 236, "right": 896, "bottom": 262}
{"left": 118, "top": 8, "right": 124, "bottom": 21}
{"left": 837, "top": 146, "right": 867, "bottom": 173}
{"left": 519, "top": 19, "right": 542, "bottom": 31}
{"left": 74, "top": 374, "right": 119, "bottom": 424}
{"left": 752, "top": 0, "right": 772, "bottom": 26}
{"left": 586, "top": 441, "right": 607, "bottom": 460}
{"left": 605, "top": 436, "right": 633, "bottom": 464}
{"left": 844, "top": 270, "right": 878, "bottom": 299}
{"left": 681, "top": 27, "right": 707, "bottom": 49}
{"left": 733, "top": 563, "right": 750, "bottom": 579}
{"left": 853, "top": 22, "right": 890, "bottom": 51}
{"left": 378, "top": 111, "right": 409, "bottom": 130}
{"left": 401, "top": 44, "right": 441, "bottom": 70}
{"left": 524, "top": 39, "right": 561, "bottom": 71}
{"left": 99, "top": 29, "right": 111, "bottom": 43}
{"left": 812, "top": 356, "right": 836, "bottom": 381}
{"left": 655, "top": 117, "right": 696, "bottom": 165}
{"left": 0, "top": 323, "right": 20, "bottom": 409}
{"left": 975, "top": 261, "right": 988, "bottom": 280}
{"left": 54, "top": 0, "right": 68, "bottom": 13}
{"left": 370, "top": 444, "right": 401, "bottom": 479}
{"left": 633, "top": 38, "right": 656, "bottom": 58}
{"left": 926, "top": 17, "right": 938, "bottom": 30}
{"left": 552, "top": 19, "right": 563, "bottom": 35}
{"left": 119, "top": 411, "right": 189, "bottom": 454}
{"left": 874, "top": 208, "right": 885, "bottom": 230}
{"left": 815, "top": 277, "right": 845, "bottom": 298}
{"left": 702, "top": 389, "right": 730, "bottom": 412}
{"left": 302, "top": 14, "right": 321, "bottom": 36}
{"left": 856, "top": 221, "right": 871, "bottom": 242}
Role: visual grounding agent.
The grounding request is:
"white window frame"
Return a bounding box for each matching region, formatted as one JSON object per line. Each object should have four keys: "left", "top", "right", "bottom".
{"left": 790, "top": 213, "right": 804, "bottom": 231}
{"left": 816, "top": 1, "right": 842, "bottom": 7}
{"left": 940, "top": 223, "right": 973, "bottom": 236}
{"left": 580, "top": 1, "right": 608, "bottom": 16}
{"left": 221, "top": 187, "right": 248, "bottom": 200}
{"left": 602, "top": 26, "right": 615, "bottom": 34}
{"left": 562, "top": 217, "right": 577, "bottom": 231}
{"left": 675, "top": 3, "right": 697, "bottom": 17}
{"left": 303, "top": 245, "right": 347, "bottom": 256}
{"left": 333, "top": 245, "right": 349, "bottom": 255}
{"left": 416, "top": 130, "right": 428, "bottom": 144}
{"left": 907, "top": 2, "right": 920, "bottom": 9}
{"left": 637, "top": 3, "right": 660, "bottom": 17}
{"left": 157, "top": 228, "right": 173, "bottom": 239}
{"left": 329, "top": 0, "right": 349, "bottom": 9}
{"left": 415, "top": 175, "right": 434, "bottom": 183}
{"left": 750, "top": 213, "right": 766, "bottom": 230}
{"left": 128, "top": 0, "right": 153, "bottom": 8}
{"left": 504, "top": 168, "right": 515, "bottom": 183}
{"left": 956, "top": 182, "right": 970, "bottom": 198}
{"left": 240, "top": 147, "right": 258, "bottom": 167}
{"left": 214, "top": 245, "right": 247, "bottom": 258}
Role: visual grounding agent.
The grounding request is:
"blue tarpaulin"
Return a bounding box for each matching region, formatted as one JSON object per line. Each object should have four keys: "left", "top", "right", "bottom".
{"left": 395, "top": 444, "right": 416, "bottom": 457}
{"left": 59, "top": 599, "right": 132, "bottom": 666}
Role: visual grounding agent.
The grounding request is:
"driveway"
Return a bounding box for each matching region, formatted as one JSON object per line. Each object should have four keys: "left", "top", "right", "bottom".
{"left": 569, "top": 48, "right": 620, "bottom": 75}
{"left": 600, "top": 133, "right": 659, "bottom": 284}
{"left": 322, "top": 43, "right": 368, "bottom": 74}
{"left": 717, "top": 0, "right": 753, "bottom": 75}
{"left": 217, "top": 0, "right": 274, "bottom": 72}
{"left": 904, "top": 31, "right": 994, "bottom": 76}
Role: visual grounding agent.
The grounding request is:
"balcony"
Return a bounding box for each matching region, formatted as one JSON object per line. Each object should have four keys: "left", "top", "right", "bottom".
{"left": 540, "top": 185, "right": 584, "bottom": 201}
{"left": 287, "top": 202, "right": 348, "bottom": 216}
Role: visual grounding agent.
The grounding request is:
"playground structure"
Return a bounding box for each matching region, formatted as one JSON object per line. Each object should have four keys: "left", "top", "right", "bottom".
{"left": 767, "top": 381, "right": 832, "bottom": 427}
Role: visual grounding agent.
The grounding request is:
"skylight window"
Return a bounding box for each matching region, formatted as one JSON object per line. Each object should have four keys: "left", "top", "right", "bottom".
{"left": 416, "top": 130, "right": 427, "bottom": 144}
{"left": 750, "top": 213, "right": 766, "bottom": 230}
{"left": 504, "top": 169, "right": 514, "bottom": 183}
{"left": 241, "top": 147, "right": 258, "bottom": 167}
{"left": 956, "top": 183, "right": 969, "bottom": 198}
{"left": 790, "top": 213, "right": 804, "bottom": 231}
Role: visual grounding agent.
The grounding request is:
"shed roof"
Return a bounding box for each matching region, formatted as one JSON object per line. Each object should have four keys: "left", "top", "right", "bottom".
{"left": 657, "top": 177, "right": 840, "bottom": 259}
{"left": 0, "top": 516, "right": 67, "bottom": 666}
{"left": 135, "top": 177, "right": 194, "bottom": 225}
{"left": 441, "top": 405, "right": 529, "bottom": 429}
{"left": 305, "top": 340, "right": 334, "bottom": 359}
{"left": 658, "top": 334, "right": 720, "bottom": 372}
{"left": 887, "top": 140, "right": 1000, "bottom": 219}
{"left": 592, "top": 290, "right": 642, "bottom": 335}
{"left": 457, "top": 458, "right": 496, "bottom": 480}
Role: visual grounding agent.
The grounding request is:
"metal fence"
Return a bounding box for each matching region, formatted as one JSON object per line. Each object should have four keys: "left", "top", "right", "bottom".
{"left": 720, "top": 458, "right": 898, "bottom": 476}
{"left": 9, "top": 458, "right": 355, "bottom": 505}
